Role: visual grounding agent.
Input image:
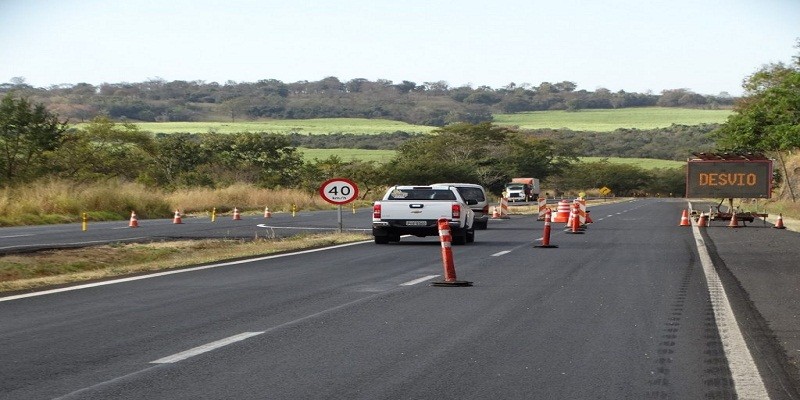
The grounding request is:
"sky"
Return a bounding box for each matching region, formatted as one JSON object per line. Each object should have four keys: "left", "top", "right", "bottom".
{"left": 1, "top": 0, "right": 798, "bottom": 96}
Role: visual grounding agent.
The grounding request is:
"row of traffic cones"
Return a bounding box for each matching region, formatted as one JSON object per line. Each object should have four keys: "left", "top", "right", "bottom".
{"left": 127, "top": 207, "right": 273, "bottom": 228}
{"left": 680, "top": 209, "right": 787, "bottom": 229}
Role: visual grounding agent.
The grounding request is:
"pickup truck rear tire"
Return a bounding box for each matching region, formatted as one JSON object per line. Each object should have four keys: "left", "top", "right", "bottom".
{"left": 374, "top": 236, "right": 390, "bottom": 244}
{"left": 452, "top": 228, "right": 472, "bottom": 245}
{"left": 452, "top": 233, "right": 466, "bottom": 245}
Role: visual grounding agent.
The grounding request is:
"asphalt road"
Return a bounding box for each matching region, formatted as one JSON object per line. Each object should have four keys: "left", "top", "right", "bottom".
{"left": 1, "top": 198, "right": 798, "bottom": 399}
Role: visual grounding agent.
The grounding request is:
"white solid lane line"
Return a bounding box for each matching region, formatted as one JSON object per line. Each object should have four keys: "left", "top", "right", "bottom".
{"left": 491, "top": 250, "right": 512, "bottom": 257}
{"left": 151, "top": 332, "right": 265, "bottom": 364}
{"left": 691, "top": 218, "right": 769, "bottom": 399}
{"left": 401, "top": 275, "right": 440, "bottom": 286}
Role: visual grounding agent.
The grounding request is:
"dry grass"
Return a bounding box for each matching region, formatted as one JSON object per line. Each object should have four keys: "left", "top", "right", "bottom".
{"left": 165, "top": 184, "right": 335, "bottom": 214}
{"left": 0, "top": 179, "right": 374, "bottom": 226}
{"left": 0, "top": 233, "right": 371, "bottom": 293}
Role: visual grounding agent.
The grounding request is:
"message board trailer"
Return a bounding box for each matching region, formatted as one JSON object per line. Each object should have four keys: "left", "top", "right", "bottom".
{"left": 685, "top": 153, "right": 772, "bottom": 199}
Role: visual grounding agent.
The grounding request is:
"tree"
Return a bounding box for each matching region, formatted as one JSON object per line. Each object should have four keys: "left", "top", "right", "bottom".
{"left": 52, "top": 116, "right": 156, "bottom": 182}
{"left": 389, "top": 122, "right": 572, "bottom": 194}
{"left": 556, "top": 161, "right": 652, "bottom": 196}
{"left": 714, "top": 41, "right": 800, "bottom": 201}
{"left": 0, "top": 93, "right": 67, "bottom": 185}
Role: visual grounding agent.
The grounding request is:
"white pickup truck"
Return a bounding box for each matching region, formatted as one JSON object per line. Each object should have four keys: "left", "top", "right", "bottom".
{"left": 372, "top": 185, "right": 476, "bottom": 245}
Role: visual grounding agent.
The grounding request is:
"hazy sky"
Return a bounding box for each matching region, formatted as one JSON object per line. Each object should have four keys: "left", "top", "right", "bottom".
{"left": 1, "top": 0, "right": 798, "bottom": 96}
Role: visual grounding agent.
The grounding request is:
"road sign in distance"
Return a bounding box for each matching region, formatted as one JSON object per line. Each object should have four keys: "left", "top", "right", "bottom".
{"left": 319, "top": 178, "right": 359, "bottom": 205}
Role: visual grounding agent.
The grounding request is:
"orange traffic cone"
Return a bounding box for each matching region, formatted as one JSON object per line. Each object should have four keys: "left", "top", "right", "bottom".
{"left": 697, "top": 213, "right": 707, "bottom": 227}
{"left": 679, "top": 209, "right": 691, "bottom": 227}
{"left": 264, "top": 206, "right": 272, "bottom": 218}
{"left": 586, "top": 210, "right": 593, "bottom": 224}
{"left": 774, "top": 213, "right": 786, "bottom": 229}
{"left": 727, "top": 212, "right": 739, "bottom": 228}
{"left": 431, "top": 218, "right": 472, "bottom": 287}
{"left": 129, "top": 211, "right": 139, "bottom": 228}
{"left": 565, "top": 204, "right": 584, "bottom": 234}
{"left": 233, "top": 207, "right": 241, "bottom": 220}
{"left": 491, "top": 206, "right": 500, "bottom": 219}
{"left": 173, "top": 210, "right": 183, "bottom": 224}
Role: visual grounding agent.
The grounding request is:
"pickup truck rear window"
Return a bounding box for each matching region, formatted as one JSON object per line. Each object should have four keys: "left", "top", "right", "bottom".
{"left": 388, "top": 189, "right": 457, "bottom": 200}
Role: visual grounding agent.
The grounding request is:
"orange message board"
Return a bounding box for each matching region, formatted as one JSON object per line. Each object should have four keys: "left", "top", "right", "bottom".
{"left": 686, "top": 159, "right": 772, "bottom": 198}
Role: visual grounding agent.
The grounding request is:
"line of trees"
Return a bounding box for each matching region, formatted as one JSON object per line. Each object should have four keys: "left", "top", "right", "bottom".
{"left": 1, "top": 77, "right": 734, "bottom": 126}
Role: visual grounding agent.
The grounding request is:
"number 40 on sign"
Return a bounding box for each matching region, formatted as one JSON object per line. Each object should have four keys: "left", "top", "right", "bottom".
{"left": 319, "top": 178, "right": 359, "bottom": 205}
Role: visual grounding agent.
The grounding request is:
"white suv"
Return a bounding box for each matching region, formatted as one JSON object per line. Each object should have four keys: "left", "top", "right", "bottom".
{"left": 431, "top": 183, "right": 490, "bottom": 229}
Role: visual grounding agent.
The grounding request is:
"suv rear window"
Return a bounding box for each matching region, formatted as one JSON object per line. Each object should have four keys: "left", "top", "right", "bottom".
{"left": 456, "top": 187, "right": 485, "bottom": 202}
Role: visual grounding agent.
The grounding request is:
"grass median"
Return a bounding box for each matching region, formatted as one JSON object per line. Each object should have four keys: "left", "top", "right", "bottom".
{"left": 0, "top": 232, "right": 371, "bottom": 293}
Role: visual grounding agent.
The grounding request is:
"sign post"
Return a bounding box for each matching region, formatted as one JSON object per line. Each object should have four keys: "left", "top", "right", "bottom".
{"left": 318, "top": 178, "right": 359, "bottom": 233}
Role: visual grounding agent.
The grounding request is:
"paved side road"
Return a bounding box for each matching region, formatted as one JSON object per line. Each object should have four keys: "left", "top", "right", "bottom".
{"left": 690, "top": 201, "right": 800, "bottom": 398}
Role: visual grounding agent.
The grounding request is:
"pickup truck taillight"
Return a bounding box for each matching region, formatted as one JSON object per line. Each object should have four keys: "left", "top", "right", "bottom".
{"left": 373, "top": 203, "right": 381, "bottom": 219}
{"left": 451, "top": 204, "right": 461, "bottom": 219}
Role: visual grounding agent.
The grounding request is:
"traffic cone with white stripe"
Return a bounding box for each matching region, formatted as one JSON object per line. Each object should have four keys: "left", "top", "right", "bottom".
{"left": 128, "top": 211, "right": 139, "bottom": 228}
{"left": 679, "top": 209, "right": 691, "bottom": 227}
{"left": 233, "top": 207, "right": 241, "bottom": 220}
{"left": 774, "top": 213, "right": 786, "bottom": 229}
{"left": 172, "top": 210, "right": 183, "bottom": 224}
{"left": 264, "top": 206, "right": 272, "bottom": 218}
{"left": 535, "top": 209, "right": 558, "bottom": 248}
{"left": 697, "top": 212, "right": 708, "bottom": 227}
{"left": 728, "top": 212, "right": 739, "bottom": 228}
{"left": 565, "top": 203, "right": 584, "bottom": 234}
{"left": 431, "top": 218, "right": 472, "bottom": 287}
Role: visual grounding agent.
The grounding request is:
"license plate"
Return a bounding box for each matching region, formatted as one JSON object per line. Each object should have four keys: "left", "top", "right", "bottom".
{"left": 406, "top": 221, "right": 427, "bottom": 226}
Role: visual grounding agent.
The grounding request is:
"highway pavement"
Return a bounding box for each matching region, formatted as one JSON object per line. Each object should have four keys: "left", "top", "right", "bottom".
{"left": 1, "top": 198, "right": 798, "bottom": 399}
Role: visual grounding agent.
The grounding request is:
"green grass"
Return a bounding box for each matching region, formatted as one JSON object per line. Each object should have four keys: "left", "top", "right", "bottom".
{"left": 494, "top": 107, "right": 731, "bottom": 132}
{"left": 579, "top": 157, "right": 684, "bottom": 170}
{"left": 74, "top": 108, "right": 731, "bottom": 135}
{"left": 124, "top": 118, "right": 436, "bottom": 135}
{"left": 298, "top": 148, "right": 396, "bottom": 163}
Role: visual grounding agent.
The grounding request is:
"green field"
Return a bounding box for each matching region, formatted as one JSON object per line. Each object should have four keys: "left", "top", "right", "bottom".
{"left": 298, "top": 148, "right": 396, "bottom": 163}
{"left": 76, "top": 107, "right": 732, "bottom": 135}
{"left": 73, "top": 108, "right": 716, "bottom": 167}
{"left": 77, "top": 107, "right": 730, "bottom": 135}
{"left": 579, "top": 157, "right": 684, "bottom": 170}
{"left": 127, "top": 118, "right": 436, "bottom": 135}
{"left": 494, "top": 107, "right": 731, "bottom": 132}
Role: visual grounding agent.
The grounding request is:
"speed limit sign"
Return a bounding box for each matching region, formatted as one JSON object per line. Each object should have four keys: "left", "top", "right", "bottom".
{"left": 319, "top": 178, "right": 359, "bottom": 205}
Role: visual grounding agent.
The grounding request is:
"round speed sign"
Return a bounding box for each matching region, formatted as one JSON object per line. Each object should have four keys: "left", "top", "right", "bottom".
{"left": 319, "top": 178, "right": 359, "bottom": 205}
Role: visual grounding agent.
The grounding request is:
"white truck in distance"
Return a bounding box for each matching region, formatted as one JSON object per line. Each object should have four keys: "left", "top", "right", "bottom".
{"left": 504, "top": 177, "right": 540, "bottom": 202}
{"left": 372, "top": 185, "right": 476, "bottom": 245}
